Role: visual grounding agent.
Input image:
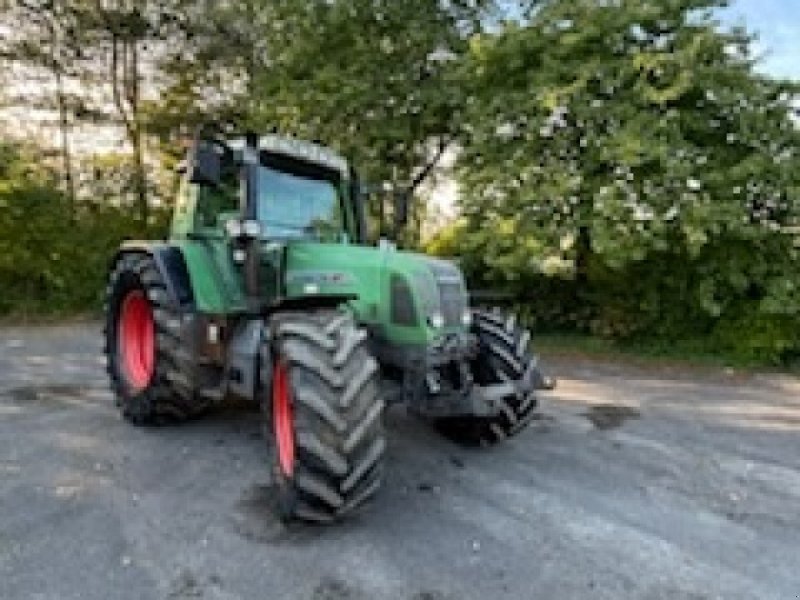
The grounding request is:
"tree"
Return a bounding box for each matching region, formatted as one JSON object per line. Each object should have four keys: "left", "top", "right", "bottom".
{"left": 61, "top": 0, "right": 188, "bottom": 225}
{"left": 72, "top": 1, "right": 146, "bottom": 224}
{"left": 0, "top": 139, "right": 170, "bottom": 316}
{"left": 253, "top": 0, "right": 489, "bottom": 188}
{"left": 144, "top": 0, "right": 266, "bottom": 165}
{"left": 454, "top": 0, "right": 800, "bottom": 358}
{"left": 0, "top": 0, "right": 87, "bottom": 211}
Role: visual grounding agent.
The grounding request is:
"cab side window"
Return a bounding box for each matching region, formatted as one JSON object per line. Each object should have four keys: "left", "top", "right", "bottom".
{"left": 195, "top": 168, "right": 238, "bottom": 229}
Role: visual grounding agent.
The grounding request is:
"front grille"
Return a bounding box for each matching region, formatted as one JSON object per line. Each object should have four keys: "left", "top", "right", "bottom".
{"left": 438, "top": 281, "right": 466, "bottom": 327}
{"left": 426, "top": 258, "right": 467, "bottom": 328}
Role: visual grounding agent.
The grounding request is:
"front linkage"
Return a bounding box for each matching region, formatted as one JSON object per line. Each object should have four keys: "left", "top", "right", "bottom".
{"left": 386, "top": 307, "right": 554, "bottom": 445}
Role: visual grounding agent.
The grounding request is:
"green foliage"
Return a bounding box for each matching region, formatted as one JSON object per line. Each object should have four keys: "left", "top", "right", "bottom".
{"left": 0, "top": 142, "right": 167, "bottom": 317}
{"left": 424, "top": 219, "right": 468, "bottom": 258}
{"left": 152, "top": 0, "right": 491, "bottom": 200}
{"left": 445, "top": 0, "right": 800, "bottom": 364}
{"left": 248, "top": 0, "right": 477, "bottom": 183}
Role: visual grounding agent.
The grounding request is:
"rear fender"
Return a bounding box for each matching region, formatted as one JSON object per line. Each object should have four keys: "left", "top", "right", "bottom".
{"left": 114, "top": 242, "right": 195, "bottom": 310}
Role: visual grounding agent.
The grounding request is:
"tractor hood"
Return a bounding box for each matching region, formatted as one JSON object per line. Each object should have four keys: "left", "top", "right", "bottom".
{"left": 285, "top": 242, "right": 469, "bottom": 344}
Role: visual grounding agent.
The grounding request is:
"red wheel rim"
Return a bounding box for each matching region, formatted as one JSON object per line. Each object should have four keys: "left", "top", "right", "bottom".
{"left": 118, "top": 290, "right": 155, "bottom": 392}
{"left": 272, "top": 360, "right": 295, "bottom": 477}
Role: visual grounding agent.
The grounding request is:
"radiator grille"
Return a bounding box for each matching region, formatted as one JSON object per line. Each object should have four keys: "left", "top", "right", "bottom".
{"left": 426, "top": 259, "right": 467, "bottom": 328}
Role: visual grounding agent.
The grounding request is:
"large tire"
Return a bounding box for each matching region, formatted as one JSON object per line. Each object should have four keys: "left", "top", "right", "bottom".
{"left": 104, "top": 252, "right": 209, "bottom": 424}
{"left": 436, "top": 308, "right": 540, "bottom": 445}
{"left": 262, "top": 310, "right": 386, "bottom": 523}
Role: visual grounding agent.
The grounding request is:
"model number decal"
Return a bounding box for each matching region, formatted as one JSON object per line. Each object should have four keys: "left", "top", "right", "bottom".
{"left": 288, "top": 271, "right": 356, "bottom": 286}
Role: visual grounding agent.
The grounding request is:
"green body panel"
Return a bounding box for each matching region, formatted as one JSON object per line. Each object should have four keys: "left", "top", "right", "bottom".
{"left": 285, "top": 241, "right": 451, "bottom": 345}
{"left": 175, "top": 238, "right": 247, "bottom": 313}
{"left": 170, "top": 180, "right": 248, "bottom": 313}
{"left": 171, "top": 231, "right": 460, "bottom": 346}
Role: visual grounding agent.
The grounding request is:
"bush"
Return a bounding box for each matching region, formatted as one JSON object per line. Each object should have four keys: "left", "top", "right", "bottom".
{"left": 0, "top": 142, "right": 168, "bottom": 318}
{"left": 428, "top": 220, "right": 800, "bottom": 366}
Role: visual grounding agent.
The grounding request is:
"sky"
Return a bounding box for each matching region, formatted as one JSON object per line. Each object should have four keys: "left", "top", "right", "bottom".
{"left": 720, "top": 0, "right": 800, "bottom": 80}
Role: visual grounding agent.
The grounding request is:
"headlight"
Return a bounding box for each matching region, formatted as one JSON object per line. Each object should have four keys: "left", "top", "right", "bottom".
{"left": 461, "top": 309, "right": 472, "bottom": 327}
{"left": 429, "top": 311, "right": 445, "bottom": 329}
{"left": 242, "top": 219, "right": 261, "bottom": 238}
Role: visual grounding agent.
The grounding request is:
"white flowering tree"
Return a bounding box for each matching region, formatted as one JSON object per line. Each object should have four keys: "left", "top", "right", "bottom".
{"left": 452, "top": 0, "right": 800, "bottom": 359}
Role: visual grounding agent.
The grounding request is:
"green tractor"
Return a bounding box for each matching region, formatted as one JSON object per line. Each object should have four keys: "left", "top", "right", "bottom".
{"left": 104, "top": 132, "right": 553, "bottom": 523}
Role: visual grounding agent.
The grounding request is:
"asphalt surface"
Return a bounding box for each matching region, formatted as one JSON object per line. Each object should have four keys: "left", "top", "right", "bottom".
{"left": 1, "top": 324, "right": 799, "bottom": 600}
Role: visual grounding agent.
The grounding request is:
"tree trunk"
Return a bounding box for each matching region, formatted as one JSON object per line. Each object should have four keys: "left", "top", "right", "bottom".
{"left": 129, "top": 40, "right": 147, "bottom": 226}
{"left": 131, "top": 123, "right": 147, "bottom": 225}
{"left": 54, "top": 68, "right": 76, "bottom": 215}
{"left": 575, "top": 224, "right": 591, "bottom": 284}
{"left": 111, "top": 30, "right": 148, "bottom": 228}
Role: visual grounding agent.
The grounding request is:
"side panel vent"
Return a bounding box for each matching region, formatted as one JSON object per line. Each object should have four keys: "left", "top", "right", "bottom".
{"left": 390, "top": 274, "right": 417, "bottom": 326}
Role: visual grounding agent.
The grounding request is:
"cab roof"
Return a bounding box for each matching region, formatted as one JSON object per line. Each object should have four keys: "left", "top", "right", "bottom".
{"left": 227, "top": 135, "right": 348, "bottom": 176}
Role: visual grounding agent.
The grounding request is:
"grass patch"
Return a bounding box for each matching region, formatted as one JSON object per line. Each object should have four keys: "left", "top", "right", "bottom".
{"left": 533, "top": 332, "right": 800, "bottom": 375}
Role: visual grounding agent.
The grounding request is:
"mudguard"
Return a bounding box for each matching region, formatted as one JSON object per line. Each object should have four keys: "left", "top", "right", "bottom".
{"left": 114, "top": 241, "right": 195, "bottom": 310}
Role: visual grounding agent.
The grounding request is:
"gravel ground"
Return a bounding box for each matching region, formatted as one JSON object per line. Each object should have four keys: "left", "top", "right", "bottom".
{"left": 1, "top": 323, "right": 798, "bottom": 600}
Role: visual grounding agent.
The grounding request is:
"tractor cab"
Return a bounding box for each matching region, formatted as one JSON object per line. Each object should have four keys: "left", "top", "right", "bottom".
{"left": 175, "top": 135, "right": 362, "bottom": 242}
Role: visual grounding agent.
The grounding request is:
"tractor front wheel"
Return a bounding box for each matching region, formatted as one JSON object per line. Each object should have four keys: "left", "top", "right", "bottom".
{"left": 262, "top": 310, "right": 385, "bottom": 523}
{"left": 436, "top": 308, "right": 542, "bottom": 445}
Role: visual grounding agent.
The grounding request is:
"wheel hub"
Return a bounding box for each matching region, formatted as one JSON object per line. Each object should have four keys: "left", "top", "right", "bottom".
{"left": 272, "top": 360, "right": 295, "bottom": 476}
{"left": 118, "top": 290, "right": 155, "bottom": 391}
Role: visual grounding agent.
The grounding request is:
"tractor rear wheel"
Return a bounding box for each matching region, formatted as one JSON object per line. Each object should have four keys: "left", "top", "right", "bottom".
{"left": 104, "top": 253, "right": 209, "bottom": 424}
{"left": 436, "top": 308, "right": 540, "bottom": 445}
{"left": 262, "top": 310, "right": 385, "bottom": 523}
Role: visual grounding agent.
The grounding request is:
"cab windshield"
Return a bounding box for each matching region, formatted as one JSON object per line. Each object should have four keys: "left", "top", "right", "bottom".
{"left": 257, "top": 165, "right": 345, "bottom": 242}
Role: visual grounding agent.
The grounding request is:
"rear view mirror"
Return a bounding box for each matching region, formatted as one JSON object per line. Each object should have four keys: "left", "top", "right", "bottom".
{"left": 188, "top": 140, "right": 221, "bottom": 186}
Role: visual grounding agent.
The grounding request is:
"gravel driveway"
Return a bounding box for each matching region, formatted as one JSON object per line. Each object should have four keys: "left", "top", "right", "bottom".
{"left": 1, "top": 324, "right": 798, "bottom": 600}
